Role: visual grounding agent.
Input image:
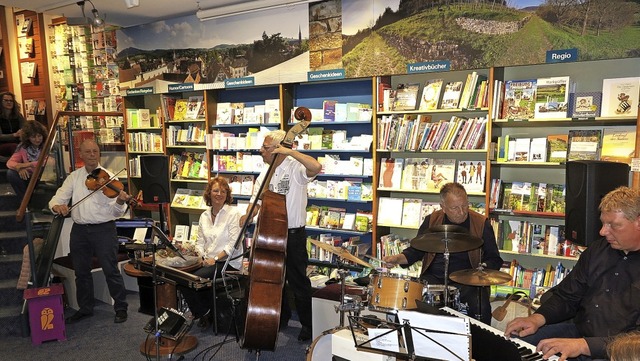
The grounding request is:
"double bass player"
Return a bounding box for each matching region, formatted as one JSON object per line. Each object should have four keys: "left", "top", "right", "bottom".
{"left": 240, "top": 129, "right": 322, "bottom": 341}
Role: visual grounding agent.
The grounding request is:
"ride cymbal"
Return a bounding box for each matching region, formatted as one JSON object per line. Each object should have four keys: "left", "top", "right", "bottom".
{"left": 449, "top": 268, "right": 512, "bottom": 286}
{"left": 308, "top": 238, "right": 373, "bottom": 269}
{"left": 410, "top": 231, "right": 483, "bottom": 253}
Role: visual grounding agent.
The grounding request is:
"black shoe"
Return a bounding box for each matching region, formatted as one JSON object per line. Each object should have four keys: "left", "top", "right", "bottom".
{"left": 65, "top": 311, "right": 93, "bottom": 324}
{"left": 298, "top": 326, "right": 312, "bottom": 341}
{"left": 114, "top": 310, "right": 128, "bottom": 323}
{"left": 279, "top": 317, "right": 289, "bottom": 331}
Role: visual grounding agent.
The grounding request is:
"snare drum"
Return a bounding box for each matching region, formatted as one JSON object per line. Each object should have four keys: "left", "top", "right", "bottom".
{"left": 368, "top": 273, "right": 424, "bottom": 311}
{"left": 423, "top": 285, "right": 460, "bottom": 310}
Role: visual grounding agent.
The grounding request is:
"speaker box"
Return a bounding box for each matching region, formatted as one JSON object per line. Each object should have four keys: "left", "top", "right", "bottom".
{"left": 565, "top": 160, "right": 629, "bottom": 246}
{"left": 140, "top": 155, "right": 170, "bottom": 204}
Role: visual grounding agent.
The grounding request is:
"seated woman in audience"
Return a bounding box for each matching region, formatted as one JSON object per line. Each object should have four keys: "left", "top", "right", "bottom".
{"left": 7, "top": 120, "right": 47, "bottom": 199}
{"left": 178, "top": 176, "right": 243, "bottom": 329}
{"left": 0, "top": 92, "right": 26, "bottom": 160}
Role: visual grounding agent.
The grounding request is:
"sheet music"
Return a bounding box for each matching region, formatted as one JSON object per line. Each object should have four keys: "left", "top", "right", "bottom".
{"left": 397, "top": 310, "right": 471, "bottom": 361}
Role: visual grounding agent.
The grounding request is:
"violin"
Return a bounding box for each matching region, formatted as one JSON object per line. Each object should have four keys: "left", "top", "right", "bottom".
{"left": 85, "top": 168, "right": 137, "bottom": 207}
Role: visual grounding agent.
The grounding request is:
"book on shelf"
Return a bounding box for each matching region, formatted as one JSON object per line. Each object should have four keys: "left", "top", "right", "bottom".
{"left": 392, "top": 83, "right": 420, "bottom": 111}
{"left": 171, "top": 188, "right": 192, "bottom": 207}
{"left": 173, "top": 99, "right": 188, "bottom": 121}
{"left": 323, "top": 100, "right": 337, "bottom": 122}
{"left": 173, "top": 225, "right": 189, "bottom": 242}
{"left": 601, "top": 77, "right": 640, "bottom": 118}
{"left": 379, "top": 158, "right": 404, "bottom": 189}
{"left": 533, "top": 183, "right": 548, "bottom": 212}
{"left": 513, "top": 137, "right": 531, "bottom": 162}
{"left": 533, "top": 76, "right": 570, "bottom": 119}
{"left": 187, "top": 190, "right": 204, "bottom": 208}
{"left": 342, "top": 213, "right": 356, "bottom": 230}
{"left": 529, "top": 137, "right": 548, "bottom": 162}
{"left": 570, "top": 91, "right": 602, "bottom": 118}
{"left": 420, "top": 201, "right": 441, "bottom": 224}
{"left": 502, "top": 79, "right": 537, "bottom": 120}
{"left": 489, "top": 179, "right": 502, "bottom": 210}
{"left": 186, "top": 96, "right": 203, "bottom": 120}
{"left": 189, "top": 222, "right": 199, "bottom": 242}
{"left": 507, "top": 182, "right": 533, "bottom": 212}
{"left": 216, "top": 102, "right": 232, "bottom": 124}
{"left": 455, "top": 160, "right": 485, "bottom": 194}
{"left": 419, "top": 79, "right": 444, "bottom": 111}
{"left": 567, "top": 129, "right": 602, "bottom": 161}
{"left": 400, "top": 158, "right": 429, "bottom": 191}
{"left": 547, "top": 134, "right": 569, "bottom": 163}
{"left": 240, "top": 175, "right": 255, "bottom": 195}
{"left": 231, "top": 103, "right": 245, "bottom": 124}
{"left": 377, "top": 197, "right": 404, "bottom": 226}
{"left": 548, "top": 184, "right": 566, "bottom": 214}
{"left": 426, "top": 158, "right": 456, "bottom": 192}
{"left": 401, "top": 198, "right": 422, "bottom": 228}
{"left": 440, "top": 81, "right": 464, "bottom": 109}
{"left": 600, "top": 126, "right": 636, "bottom": 165}
{"left": 354, "top": 210, "right": 373, "bottom": 232}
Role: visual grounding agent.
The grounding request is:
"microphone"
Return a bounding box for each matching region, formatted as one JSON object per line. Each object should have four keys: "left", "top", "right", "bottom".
{"left": 151, "top": 224, "right": 186, "bottom": 260}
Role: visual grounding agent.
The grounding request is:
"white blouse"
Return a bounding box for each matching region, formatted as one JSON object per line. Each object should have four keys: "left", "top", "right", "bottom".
{"left": 195, "top": 204, "right": 243, "bottom": 270}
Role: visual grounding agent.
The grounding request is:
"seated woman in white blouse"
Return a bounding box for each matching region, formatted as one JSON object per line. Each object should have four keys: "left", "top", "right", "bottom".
{"left": 178, "top": 176, "right": 243, "bottom": 329}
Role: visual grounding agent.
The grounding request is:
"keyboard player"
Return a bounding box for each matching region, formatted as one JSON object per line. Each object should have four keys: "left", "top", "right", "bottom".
{"left": 505, "top": 187, "right": 640, "bottom": 361}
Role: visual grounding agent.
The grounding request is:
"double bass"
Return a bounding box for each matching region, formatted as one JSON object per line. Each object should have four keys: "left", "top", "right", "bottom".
{"left": 239, "top": 107, "right": 312, "bottom": 351}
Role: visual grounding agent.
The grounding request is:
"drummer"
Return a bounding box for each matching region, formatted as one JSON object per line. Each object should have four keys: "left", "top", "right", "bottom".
{"left": 383, "top": 182, "right": 503, "bottom": 324}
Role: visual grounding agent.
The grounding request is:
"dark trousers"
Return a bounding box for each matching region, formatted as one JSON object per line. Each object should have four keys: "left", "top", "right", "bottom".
{"left": 178, "top": 264, "right": 236, "bottom": 319}
{"left": 70, "top": 221, "right": 127, "bottom": 314}
{"left": 281, "top": 227, "right": 312, "bottom": 328}
{"left": 6, "top": 169, "right": 27, "bottom": 200}
{"left": 521, "top": 322, "right": 607, "bottom": 361}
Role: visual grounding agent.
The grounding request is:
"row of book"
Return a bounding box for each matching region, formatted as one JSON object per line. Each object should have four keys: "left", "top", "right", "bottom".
{"left": 305, "top": 205, "right": 373, "bottom": 232}
{"left": 491, "top": 219, "right": 572, "bottom": 257}
{"left": 376, "top": 234, "right": 421, "bottom": 276}
{"left": 292, "top": 129, "right": 372, "bottom": 152}
{"left": 316, "top": 101, "right": 373, "bottom": 122}
{"left": 216, "top": 101, "right": 282, "bottom": 125}
{"left": 211, "top": 153, "right": 265, "bottom": 173}
{"left": 206, "top": 128, "right": 269, "bottom": 150}
{"left": 377, "top": 198, "right": 485, "bottom": 228}
{"left": 167, "top": 124, "right": 206, "bottom": 145}
{"left": 494, "top": 127, "right": 636, "bottom": 165}
{"left": 161, "top": 96, "right": 205, "bottom": 122}
{"left": 489, "top": 180, "right": 566, "bottom": 215}
{"left": 379, "top": 157, "right": 486, "bottom": 194}
{"left": 494, "top": 76, "right": 640, "bottom": 120}
{"left": 500, "top": 259, "right": 572, "bottom": 290}
{"left": 318, "top": 155, "right": 373, "bottom": 177}
{"left": 378, "top": 114, "right": 487, "bottom": 152}
{"left": 127, "top": 132, "right": 163, "bottom": 153}
{"left": 171, "top": 189, "right": 206, "bottom": 209}
{"left": 126, "top": 108, "right": 157, "bottom": 129}
{"left": 170, "top": 152, "right": 208, "bottom": 180}
{"left": 380, "top": 71, "right": 490, "bottom": 112}
{"left": 173, "top": 222, "right": 199, "bottom": 243}
{"left": 307, "top": 179, "right": 373, "bottom": 201}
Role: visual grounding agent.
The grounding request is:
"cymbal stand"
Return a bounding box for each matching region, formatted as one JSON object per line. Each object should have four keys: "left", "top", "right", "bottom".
{"left": 334, "top": 269, "right": 364, "bottom": 327}
{"left": 474, "top": 263, "right": 487, "bottom": 321}
{"left": 149, "top": 242, "right": 161, "bottom": 360}
{"left": 442, "top": 237, "right": 452, "bottom": 309}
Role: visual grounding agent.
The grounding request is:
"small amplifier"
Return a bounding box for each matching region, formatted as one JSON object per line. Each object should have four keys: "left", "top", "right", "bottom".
{"left": 143, "top": 307, "right": 189, "bottom": 340}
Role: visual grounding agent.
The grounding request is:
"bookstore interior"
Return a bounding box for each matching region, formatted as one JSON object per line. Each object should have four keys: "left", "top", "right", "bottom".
{"left": 2, "top": 2, "right": 640, "bottom": 360}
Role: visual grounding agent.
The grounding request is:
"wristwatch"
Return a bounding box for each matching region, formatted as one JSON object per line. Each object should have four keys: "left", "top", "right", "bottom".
{"left": 213, "top": 255, "right": 219, "bottom": 262}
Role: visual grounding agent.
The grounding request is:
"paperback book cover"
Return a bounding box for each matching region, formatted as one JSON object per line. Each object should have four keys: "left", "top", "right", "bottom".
{"left": 379, "top": 158, "right": 404, "bottom": 189}
{"left": 419, "top": 79, "right": 444, "bottom": 111}
{"left": 392, "top": 83, "right": 421, "bottom": 111}
{"left": 401, "top": 198, "right": 423, "bottom": 228}
{"left": 601, "top": 77, "right": 640, "bottom": 117}
{"left": 567, "top": 129, "right": 602, "bottom": 161}
{"left": 533, "top": 76, "right": 570, "bottom": 119}
{"left": 570, "top": 92, "right": 602, "bottom": 118}
{"left": 426, "top": 158, "right": 456, "bottom": 192}
{"left": 455, "top": 160, "right": 485, "bottom": 194}
{"left": 547, "top": 134, "right": 569, "bottom": 163}
{"left": 400, "top": 158, "right": 430, "bottom": 191}
{"left": 377, "top": 197, "right": 404, "bottom": 226}
{"left": 600, "top": 126, "right": 636, "bottom": 165}
{"left": 502, "top": 79, "right": 537, "bottom": 120}
{"left": 440, "top": 81, "right": 464, "bottom": 109}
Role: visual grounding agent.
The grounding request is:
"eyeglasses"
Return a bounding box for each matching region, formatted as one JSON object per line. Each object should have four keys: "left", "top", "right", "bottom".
{"left": 2, "top": 99, "right": 14, "bottom": 103}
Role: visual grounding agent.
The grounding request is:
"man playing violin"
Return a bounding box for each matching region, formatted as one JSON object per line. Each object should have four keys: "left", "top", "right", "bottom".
{"left": 240, "top": 129, "right": 322, "bottom": 342}
{"left": 49, "top": 139, "right": 129, "bottom": 324}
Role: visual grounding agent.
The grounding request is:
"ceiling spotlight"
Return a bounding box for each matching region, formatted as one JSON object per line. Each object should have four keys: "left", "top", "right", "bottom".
{"left": 73, "top": 0, "right": 105, "bottom": 27}
{"left": 90, "top": 7, "right": 104, "bottom": 27}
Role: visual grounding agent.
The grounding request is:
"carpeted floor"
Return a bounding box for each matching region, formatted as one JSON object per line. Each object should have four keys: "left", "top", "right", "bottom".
{"left": 0, "top": 291, "right": 313, "bottom": 361}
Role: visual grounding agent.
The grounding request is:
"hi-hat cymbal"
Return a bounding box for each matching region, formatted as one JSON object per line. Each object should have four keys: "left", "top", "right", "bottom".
{"left": 308, "top": 238, "right": 374, "bottom": 269}
{"left": 449, "top": 268, "right": 512, "bottom": 286}
{"left": 410, "top": 227, "right": 483, "bottom": 253}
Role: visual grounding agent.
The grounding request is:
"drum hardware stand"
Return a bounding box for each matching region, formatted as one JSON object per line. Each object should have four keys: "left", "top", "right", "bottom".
{"left": 473, "top": 263, "right": 487, "bottom": 321}
{"left": 442, "top": 237, "right": 452, "bottom": 311}
{"left": 334, "top": 269, "right": 365, "bottom": 327}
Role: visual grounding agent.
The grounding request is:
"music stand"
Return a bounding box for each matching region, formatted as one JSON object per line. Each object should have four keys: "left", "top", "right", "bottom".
{"left": 347, "top": 311, "right": 472, "bottom": 361}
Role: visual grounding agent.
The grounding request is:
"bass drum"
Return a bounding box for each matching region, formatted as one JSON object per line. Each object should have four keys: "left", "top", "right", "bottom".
{"left": 306, "top": 327, "right": 346, "bottom": 361}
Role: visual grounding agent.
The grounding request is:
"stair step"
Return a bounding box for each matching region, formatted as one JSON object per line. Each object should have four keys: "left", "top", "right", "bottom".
{"left": 0, "top": 232, "right": 27, "bottom": 255}
{"left": 0, "top": 255, "right": 22, "bottom": 281}
{"left": 0, "top": 305, "right": 25, "bottom": 338}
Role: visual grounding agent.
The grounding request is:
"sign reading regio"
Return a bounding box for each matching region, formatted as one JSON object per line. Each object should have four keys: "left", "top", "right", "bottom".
{"left": 225, "top": 77, "right": 255, "bottom": 88}
{"left": 168, "top": 82, "right": 195, "bottom": 92}
{"left": 126, "top": 87, "right": 154, "bottom": 96}
{"left": 546, "top": 48, "right": 578, "bottom": 64}
{"left": 407, "top": 60, "right": 451, "bottom": 74}
{"left": 308, "top": 69, "right": 345, "bottom": 82}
